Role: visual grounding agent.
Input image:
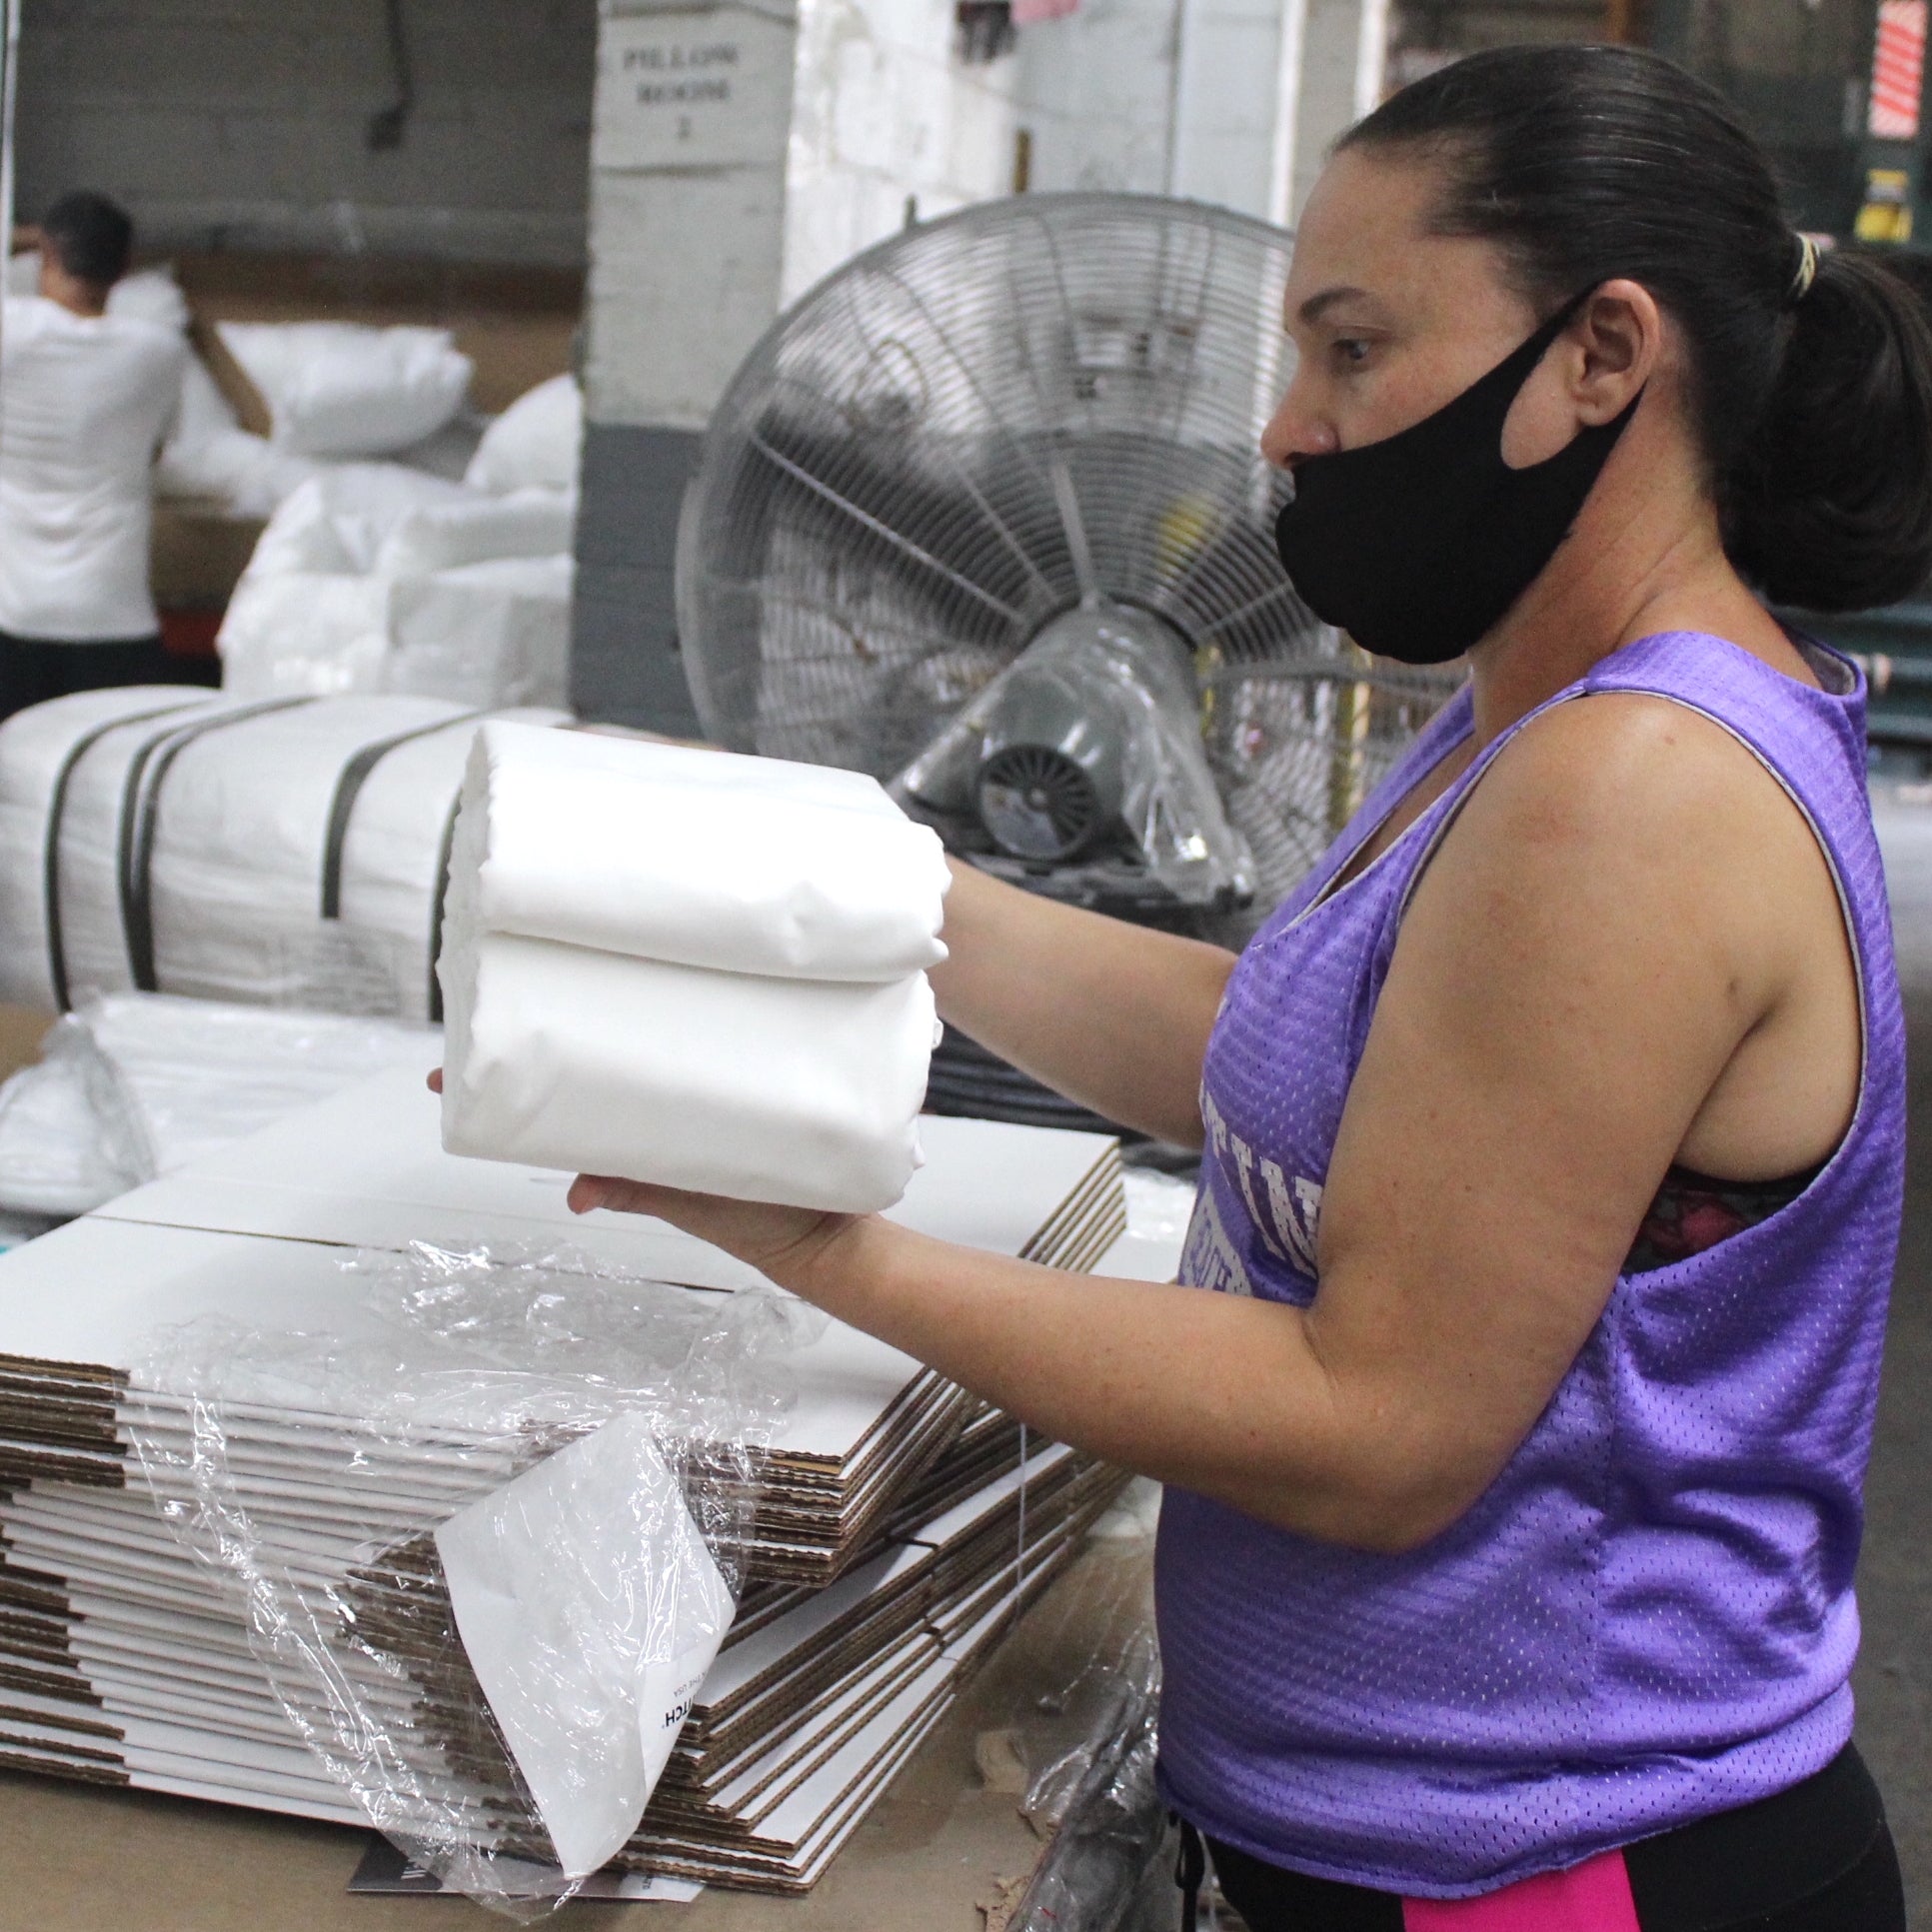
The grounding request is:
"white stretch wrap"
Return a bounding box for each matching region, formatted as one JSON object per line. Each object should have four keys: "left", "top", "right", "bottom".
{"left": 438, "top": 722, "right": 949, "bottom": 1212}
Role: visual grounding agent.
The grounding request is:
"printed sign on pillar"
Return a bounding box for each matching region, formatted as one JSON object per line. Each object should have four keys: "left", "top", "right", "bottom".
{"left": 594, "top": 7, "right": 798, "bottom": 170}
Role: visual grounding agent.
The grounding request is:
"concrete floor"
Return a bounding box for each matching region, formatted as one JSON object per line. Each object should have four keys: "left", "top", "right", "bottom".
{"left": 1850, "top": 994, "right": 1932, "bottom": 1918}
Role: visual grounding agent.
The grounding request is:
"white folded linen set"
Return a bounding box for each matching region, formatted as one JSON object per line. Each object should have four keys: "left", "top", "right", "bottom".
{"left": 438, "top": 722, "right": 953, "bottom": 1213}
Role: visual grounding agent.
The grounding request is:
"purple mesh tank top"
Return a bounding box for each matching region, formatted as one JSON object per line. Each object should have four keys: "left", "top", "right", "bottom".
{"left": 1155, "top": 631, "right": 1904, "bottom": 1897}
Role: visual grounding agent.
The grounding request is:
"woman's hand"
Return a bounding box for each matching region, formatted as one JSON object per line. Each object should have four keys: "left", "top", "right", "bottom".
{"left": 567, "top": 1173, "right": 871, "bottom": 1292}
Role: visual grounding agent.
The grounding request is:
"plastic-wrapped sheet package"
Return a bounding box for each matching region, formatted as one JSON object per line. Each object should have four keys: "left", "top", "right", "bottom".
{"left": 0, "top": 688, "right": 568, "bottom": 1019}
{"left": 127, "top": 1241, "right": 811, "bottom": 1912}
{"left": 218, "top": 468, "right": 575, "bottom": 707}
{"left": 0, "top": 993, "right": 437, "bottom": 1217}
{"left": 438, "top": 721, "right": 952, "bottom": 1212}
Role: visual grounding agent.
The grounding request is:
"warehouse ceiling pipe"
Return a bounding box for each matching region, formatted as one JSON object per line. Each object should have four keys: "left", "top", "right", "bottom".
{"left": 368, "top": 0, "right": 415, "bottom": 152}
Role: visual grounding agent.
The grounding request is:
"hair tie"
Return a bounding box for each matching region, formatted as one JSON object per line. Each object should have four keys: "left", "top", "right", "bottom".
{"left": 1788, "top": 232, "right": 1819, "bottom": 305}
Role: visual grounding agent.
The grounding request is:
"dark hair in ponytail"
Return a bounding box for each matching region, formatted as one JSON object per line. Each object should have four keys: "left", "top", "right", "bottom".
{"left": 1339, "top": 44, "right": 1932, "bottom": 613}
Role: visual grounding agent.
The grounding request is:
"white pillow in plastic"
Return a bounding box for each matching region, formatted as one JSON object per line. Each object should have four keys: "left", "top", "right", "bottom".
{"left": 388, "top": 557, "right": 573, "bottom": 711}
{"left": 464, "top": 374, "right": 583, "bottom": 495}
{"left": 157, "top": 423, "right": 325, "bottom": 519}
{"left": 234, "top": 467, "right": 471, "bottom": 581}
{"left": 218, "top": 321, "right": 475, "bottom": 459}
{"left": 158, "top": 359, "right": 324, "bottom": 517}
{"left": 218, "top": 572, "right": 393, "bottom": 698}
{"left": 374, "top": 487, "right": 577, "bottom": 578}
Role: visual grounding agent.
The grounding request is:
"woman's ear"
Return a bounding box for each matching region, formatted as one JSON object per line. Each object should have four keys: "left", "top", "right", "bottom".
{"left": 1501, "top": 278, "right": 1660, "bottom": 467}
{"left": 1572, "top": 279, "right": 1658, "bottom": 425}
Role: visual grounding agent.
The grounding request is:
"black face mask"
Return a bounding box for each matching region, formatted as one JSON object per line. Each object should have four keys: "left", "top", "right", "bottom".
{"left": 1272, "top": 290, "right": 1642, "bottom": 666}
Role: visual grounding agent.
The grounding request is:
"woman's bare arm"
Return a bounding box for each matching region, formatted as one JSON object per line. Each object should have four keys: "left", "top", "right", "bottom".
{"left": 931, "top": 859, "right": 1235, "bottom": 1147}
{"left": 575, "top": 699, "right": 1856, "bottom": 1551}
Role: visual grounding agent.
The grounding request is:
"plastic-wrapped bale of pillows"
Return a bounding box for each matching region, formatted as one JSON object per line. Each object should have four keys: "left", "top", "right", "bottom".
{"left": 0, "top": 687, "right": 567, "bottom": 1020}
{"left": 438, "top": 721, "right": 953, "bottom": 1213}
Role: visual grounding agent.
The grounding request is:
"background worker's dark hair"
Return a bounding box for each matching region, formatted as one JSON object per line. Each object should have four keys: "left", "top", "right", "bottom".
{"left": 1341, "top": 44, "right": 1932, "bottom": 613}
{"left": 39, "top": 191, "right": 135, "bottom": 292}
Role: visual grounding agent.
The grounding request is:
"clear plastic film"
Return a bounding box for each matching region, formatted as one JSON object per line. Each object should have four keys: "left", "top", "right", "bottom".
{"left": 0, "top": 993, "right": 436, "bottom": 1218}
{"left": 126, "top": 1240, "right": 822, "bottom": 1917}
{"left": 969, "top": 1475, "right": 1174, "bottom": 1932}
{"left": 892, "top": 603, "right": 1255, "bottom": 914}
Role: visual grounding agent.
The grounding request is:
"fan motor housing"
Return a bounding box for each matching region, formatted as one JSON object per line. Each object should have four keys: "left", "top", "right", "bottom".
{"left": 976, "top": 743, "right": 1106, "bottom": 862}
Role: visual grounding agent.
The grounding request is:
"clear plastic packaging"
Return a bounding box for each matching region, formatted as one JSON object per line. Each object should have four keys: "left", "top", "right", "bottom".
{"left": 963, "top": 1475, "right": 1173, "bottom": 1932}
{"left": 126, "top": 1240, "right": 818, "bottom": 1916}
{"left": 894, "top": 603, "right": 1255, "bottom": 914}
{"left": 218, "top": 469, "right": 576, "bottom": 706}
{"left": 0, "top": 993, "right": 437, "bottom": 1217}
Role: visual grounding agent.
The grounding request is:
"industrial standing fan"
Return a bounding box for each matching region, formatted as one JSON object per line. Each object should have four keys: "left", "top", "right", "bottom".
{"left": 678, "top": 193, "right": 1456, "bottom": 1133}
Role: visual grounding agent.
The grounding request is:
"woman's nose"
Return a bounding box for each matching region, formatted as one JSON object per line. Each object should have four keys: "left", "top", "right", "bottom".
{"left": 1260, "top": 386, "right": 1338, "bottom": 472}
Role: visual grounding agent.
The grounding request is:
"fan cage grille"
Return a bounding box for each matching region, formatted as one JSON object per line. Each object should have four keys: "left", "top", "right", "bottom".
{"left": 679, "top": 192, "right": 1459, "bottom": 914}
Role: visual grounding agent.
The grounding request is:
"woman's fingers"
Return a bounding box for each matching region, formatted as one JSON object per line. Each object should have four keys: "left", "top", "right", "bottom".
{"left": 566, "top": 1173, "right": 864, "bottom": 1287}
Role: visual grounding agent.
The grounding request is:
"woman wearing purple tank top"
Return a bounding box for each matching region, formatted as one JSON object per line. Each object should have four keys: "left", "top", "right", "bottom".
{"left": 571, "top": 46, "right": 1932, "bottom": 1932}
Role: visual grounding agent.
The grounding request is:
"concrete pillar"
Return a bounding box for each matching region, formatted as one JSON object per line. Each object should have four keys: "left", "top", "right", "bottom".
{"left": 574, "top": 0, "right": 799, "bottom": 732}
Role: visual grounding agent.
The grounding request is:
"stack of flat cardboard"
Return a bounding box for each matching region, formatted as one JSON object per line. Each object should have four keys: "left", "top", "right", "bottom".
{"left": 0, "top": 1070, "right": 1135, "bottom": 1891}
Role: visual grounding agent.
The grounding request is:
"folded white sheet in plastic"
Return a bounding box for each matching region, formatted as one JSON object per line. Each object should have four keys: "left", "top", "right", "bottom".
{"left": 217, "top": 321, "right": 474, "bottom": 459}
{"left": 452, "top": 721, "right": 950, "bottom": 978}
{"left": 0, "top": 690, "right": 570, "bottom": 1019}
{"left": 439, "top": 722, "right": 950, "bottom": 1212}
{"left": 437, "top": 1410, "right": 735, "bottom": 1879}
{"left": 443, "top": 935, "right": 940, "bottom": 1208}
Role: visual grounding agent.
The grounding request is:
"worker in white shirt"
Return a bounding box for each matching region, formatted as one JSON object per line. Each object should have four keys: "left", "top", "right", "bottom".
{"left": 0, "top": 193, "right": 190, "bottom": 721}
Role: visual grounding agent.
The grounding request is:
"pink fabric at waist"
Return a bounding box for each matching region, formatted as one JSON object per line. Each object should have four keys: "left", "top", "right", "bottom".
{"left": 1403, "top": 1850, "right": 1639, "bottom": 1932}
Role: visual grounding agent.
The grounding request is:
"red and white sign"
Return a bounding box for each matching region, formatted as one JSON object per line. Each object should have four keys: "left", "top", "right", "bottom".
{"left": 1870, "top": 0, "right": 1926, "bottom": 141}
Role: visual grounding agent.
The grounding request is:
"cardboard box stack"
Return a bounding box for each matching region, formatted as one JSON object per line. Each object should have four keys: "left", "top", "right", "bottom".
{"left": 0, "top": 1069, "right": 1132, "bottom": 1892}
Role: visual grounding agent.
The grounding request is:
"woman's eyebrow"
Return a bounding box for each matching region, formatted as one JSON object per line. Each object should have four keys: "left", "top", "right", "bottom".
{"left": 1296, "top": 285, "right": 1372, "bottom": 326}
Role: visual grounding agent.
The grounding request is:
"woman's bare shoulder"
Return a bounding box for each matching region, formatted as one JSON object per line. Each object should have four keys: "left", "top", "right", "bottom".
{"left": 1467, "top": 689, "right": 1803, "bottom": 862}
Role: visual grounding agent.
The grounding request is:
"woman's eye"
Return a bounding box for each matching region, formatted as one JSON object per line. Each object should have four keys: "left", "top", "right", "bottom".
{"left": 1333, "top": 338, "right": 1372, "bottom": 367}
